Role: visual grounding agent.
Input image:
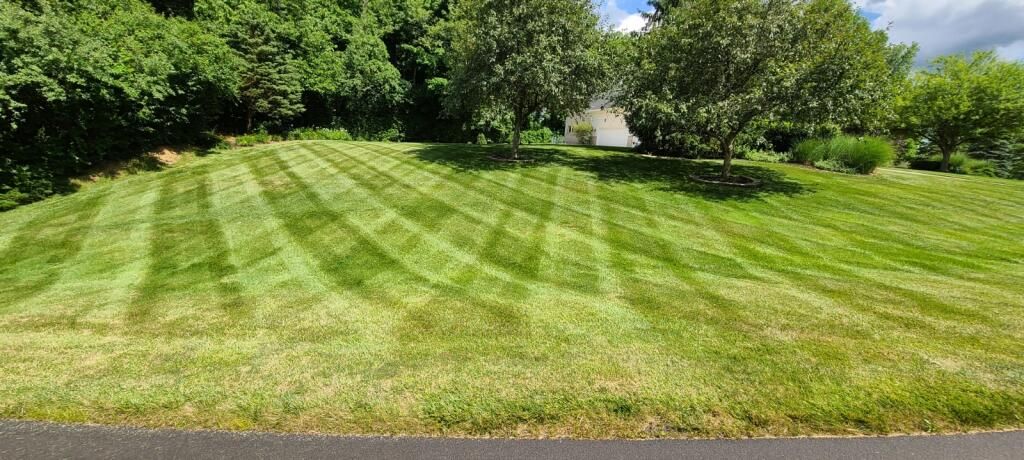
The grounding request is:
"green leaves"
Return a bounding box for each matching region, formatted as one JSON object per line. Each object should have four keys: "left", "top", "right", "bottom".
{"left": 446, "top": 0, "right": 612, "bottom": 153}
{"left": 620, "top": 0, "right": 905, "bottom": 176}
{"left": 0, "top": 0, "right": 238, "bottom": 164}
{"left": 898, "top": 51, "right": 1024, "bottom": 172}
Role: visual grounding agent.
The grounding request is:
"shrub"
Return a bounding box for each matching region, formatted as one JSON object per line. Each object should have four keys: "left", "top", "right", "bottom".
{"left": 825, "top": 136, "right": 894, "bottom": 174}
{"left": 0, "top": 163, "right": 56, "bottom": 211}
{"left": 0, "top": 189, "right": 28, "bottom": 212}
{"left": 910, "top": 154, "right": 998, "bottom": 176}
{"left": 476, "top": 133, "right": 489, "bottom": 145}
{"left": 572, "top": 122, "right": 595, "bottom": 145}
{"left": 517, "top": 127, "right": 554, "bottom": 145}
{"left": 287, "top": 128, "right": 353, "bottom": 141}
{"left": 360, "top": 128, "right": 404, "bottom": 142}
{"left": 741, "top": 149, "right": 790, "bottom": 163}
{"left": 0, "top": 2, "right": 240, "bottom": 204}
{"left": 962, "top": 158, "right": 998, "bottom": 177}
{"left": 792, "top": 139, "right": 827, "bottom": 164}
{"left": 793, "top": 136, "right": 893, "bottom": 174}
{"left": 893, "top": 138, "right": 920, "bottom": 165}
{"left": 234, "top": 131, "right": 282, "bottom": 147}
{"left": 741, "top": 120, "right": 840, "bottom": 154}
{"left": 908, "top": 157, "right": 942, "bottom": 171}
{"left": 813, "top": 158, "right": 856, "bottom": 174}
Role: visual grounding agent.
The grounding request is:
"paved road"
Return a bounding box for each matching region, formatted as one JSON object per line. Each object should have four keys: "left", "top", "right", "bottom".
{"left": 1, "top": 420, "right": 1021, "bottom": 460}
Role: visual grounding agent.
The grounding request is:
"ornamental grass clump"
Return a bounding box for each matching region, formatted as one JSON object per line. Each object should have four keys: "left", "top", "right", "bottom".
{"left": 793, "top": 136, "right": 893, "bottom": 174}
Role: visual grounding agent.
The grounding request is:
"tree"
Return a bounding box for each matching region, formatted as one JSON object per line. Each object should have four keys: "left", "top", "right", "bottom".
{"left": 446, "top": 0, "right": 610, "bottom": 159}
{"left": 898, "top": 51, "right": 1024, "bottom": 172}
{"left": 619, "top": 0, "right": 899, "bottom": 178}
{"left": 1, "top": 0, "right": 238, "bottom": 204}
{"left": 231, "top": 6, "right": 304, "bottom": 133}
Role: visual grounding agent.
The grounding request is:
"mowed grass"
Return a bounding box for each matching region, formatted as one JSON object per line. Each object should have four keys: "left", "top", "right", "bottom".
{"left": 1, "top": 141, "right": 1023, "bottom": 438}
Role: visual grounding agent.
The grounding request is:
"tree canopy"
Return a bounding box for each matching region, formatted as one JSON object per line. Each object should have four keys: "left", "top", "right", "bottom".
{"left": 898, "top": 51, "right": 1024, "bottom": 172}
{"left": 618, "top": 0, "right": 906, "bottom": 178}
{"left": 446, "top": 0, "right": 611, "bottom": 158}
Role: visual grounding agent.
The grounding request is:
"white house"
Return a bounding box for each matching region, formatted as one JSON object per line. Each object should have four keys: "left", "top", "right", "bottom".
{"left": 564, "top": 99, "right": 638, "bottom": 148}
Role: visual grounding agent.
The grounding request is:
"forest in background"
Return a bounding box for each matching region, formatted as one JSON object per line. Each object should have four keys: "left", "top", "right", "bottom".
{"left": 2, "top": 0, "right": 565, "bottom": 205}
{"left": 3, "top": 0, "right": 1023, "bottom": 210}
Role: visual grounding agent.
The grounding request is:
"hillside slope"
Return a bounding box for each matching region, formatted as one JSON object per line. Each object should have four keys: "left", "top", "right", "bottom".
{"left": 1, "top": 141, "right": 1023, "bottom": 438}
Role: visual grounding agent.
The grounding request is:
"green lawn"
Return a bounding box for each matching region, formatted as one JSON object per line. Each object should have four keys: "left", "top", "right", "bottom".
{"left": 1, "top": 141, "right": 1023, "bottom": 438}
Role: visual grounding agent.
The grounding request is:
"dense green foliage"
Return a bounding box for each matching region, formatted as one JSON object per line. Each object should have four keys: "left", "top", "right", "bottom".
{"left": 286, "top": 128, "right": 354, "bottom": 141}
{"left": 0, "top": 0, "right": 239, "bottom": 203}
{"left": 0, "top": 0, "right": 469, "bottom": 206}
{"left": 516, "top": 127, "right": 555, "bottom": 145}
{"left": 572, "top": 121, "right": 596, "bottom": 146}
{"left": 740, "top": 149, "right": 789, "bottom": 164}
{"left": 793, "top": 136, "right": 894, "bottom": 174}
{"left": 619, "top": 0, "right": 908, "bottom": 178}
{"left": 2, "top": 141, "right": 1023, "bottom": 437}
{"left": 3, "top": 0, "right": 1021, "bottom": 210}
{"left": 910, "top": 154, "right": 999, "bottom": 177}
{"left": 792, "top": 139, "right": 827, "bottom": 164}
{"left": 446, "top": 0, "right": 611, "bottom": 158}
{"left": 898, "top": 52, "right": 1024, "bottom": 173}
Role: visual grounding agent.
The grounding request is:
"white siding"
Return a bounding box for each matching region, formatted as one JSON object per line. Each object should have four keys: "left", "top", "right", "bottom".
{"left": 564, "top": 108, "right": 637, "bottom": 148}
{"left": 597, "top": 129, "right": 630, "bottom": 148}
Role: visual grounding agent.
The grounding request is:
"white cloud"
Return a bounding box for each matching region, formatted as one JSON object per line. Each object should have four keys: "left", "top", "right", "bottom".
{"left": 600, "top": 0, "right": 649, "bottom": 33}
{"left": 855, "top": 0, "right": 1024, "bottom": 64}
{"left": 617, "top": 13, "right": 647, "bottom": 33}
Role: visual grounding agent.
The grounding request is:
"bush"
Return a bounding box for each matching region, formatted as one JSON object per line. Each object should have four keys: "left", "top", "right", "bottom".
{"left": 908, "top": 157, "right": 942, "bottom": 171}
{"left": 741, "top": 120, "right": 841, "bottom": 154}
{"left": 476, "top": 133, "right": 489, "bottom": 145}
{"left": 792, "top": 136, "right": 893, "bottom": 174}
{"left": 0, "top": 2, "right": 240, "bottom": 205}
{"left": 963, "top": 158, "right": 999, "bottom": 177}
{"left": 234, "top": 131, "right": 282, "bottom": 147}
{"left": 825, "top": 136, "right": 894, "bottom": 174}
{"left": 792, "top": 139, "right": 827, "bottom": 164}
{"left": 741, "top": 149, "right": 790, "bottom": 163}
{"left": 572, "top": 122, "right": 595, "bottom": 145}
{"left": 909, "top": 154, "right": 999, "bottom": 176}
{"left": 0, "top": 163, "right": 56, "bottom": 211}
{"left": 0, "top": 189, "right": 28, "bottom": 212}
{"left": 287, "top": 128, "right": 353, "bottom": 141}
{"left": 813, "top": 159, "right": 855, "bottom": 174}
{"left": 359, "top": 128, "right": 404, "bottom": 142}
{"left": 517, "top": 127, "right": 554, "bottom": 145}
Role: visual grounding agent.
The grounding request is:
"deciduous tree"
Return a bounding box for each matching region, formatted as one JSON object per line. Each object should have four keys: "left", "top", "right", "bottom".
{"left": 620, "top": 0, "right": 901, "bottom": 179}
{"left": 898, "top": 51, "right": 1024, "bottom": 173}
{"left": 446, "top": 0, "right": 610, "bottom": 159}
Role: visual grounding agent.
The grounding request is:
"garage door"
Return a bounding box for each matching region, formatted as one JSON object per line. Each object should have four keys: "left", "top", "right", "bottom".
{"left": 596, "top": 129, "right": 630, "bottom": 148}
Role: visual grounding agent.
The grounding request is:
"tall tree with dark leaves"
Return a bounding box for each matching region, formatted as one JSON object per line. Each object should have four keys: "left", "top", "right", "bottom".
{"left": 232, "top": 6, "right": 303, "bottom": 132}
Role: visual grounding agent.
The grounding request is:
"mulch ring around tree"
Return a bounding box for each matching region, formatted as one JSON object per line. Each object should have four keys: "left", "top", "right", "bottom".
{"left": 689, "top": 174, "right": 763, "bottom": 188}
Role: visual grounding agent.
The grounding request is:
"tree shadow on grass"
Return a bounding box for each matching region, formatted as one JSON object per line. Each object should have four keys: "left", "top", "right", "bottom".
{"left": 411, "top": 144, "right": 813, "bottom": 202}
{"left": 411, "top": 143, "right": 571, "bottom": 172}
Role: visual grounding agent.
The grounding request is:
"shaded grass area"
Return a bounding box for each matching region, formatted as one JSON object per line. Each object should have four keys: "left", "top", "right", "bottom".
{"left": 1, "top": 141, "right": 1023, "bottom": 438}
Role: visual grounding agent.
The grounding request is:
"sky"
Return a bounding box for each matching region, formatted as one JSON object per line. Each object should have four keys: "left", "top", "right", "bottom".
{"left": 600, "top": 0, "right": 1024, "bottom": 65}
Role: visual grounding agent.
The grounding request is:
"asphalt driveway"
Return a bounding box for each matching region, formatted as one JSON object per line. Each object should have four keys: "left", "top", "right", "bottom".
{"left": 1, "top": 420, "right": 1021, "bottom": 460}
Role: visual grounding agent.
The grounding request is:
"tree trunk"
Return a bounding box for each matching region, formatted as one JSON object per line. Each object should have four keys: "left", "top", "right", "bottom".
{"left": 246, "top": 107, "right": 254, "bottom": 134}
{"left": 511, "top": 111, "right": 524, "bottom": 160}
{"left": 721, "top": 138, "right": 735, "bottom": 179}
{"left": 940, "top": 148, "right": 952, "bottom": 173}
